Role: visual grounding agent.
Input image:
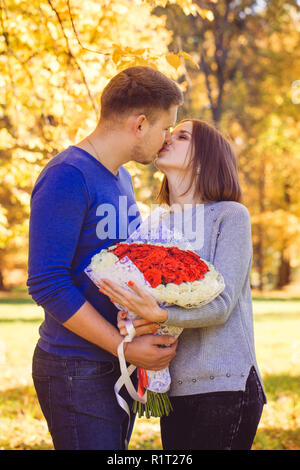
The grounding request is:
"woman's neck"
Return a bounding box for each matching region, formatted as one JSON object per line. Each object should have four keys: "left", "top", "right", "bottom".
{"left": 166, "top": 172, "right": 205, "bottom": 209}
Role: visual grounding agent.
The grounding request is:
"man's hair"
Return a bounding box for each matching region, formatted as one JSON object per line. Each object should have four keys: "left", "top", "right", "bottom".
{"left": 100, "top": 66, "right": 183, "bottom": 123}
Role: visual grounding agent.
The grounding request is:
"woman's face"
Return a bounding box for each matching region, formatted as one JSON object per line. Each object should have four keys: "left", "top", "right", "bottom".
{"left": 155, "top": 120, "right": 193, "bottom": 173}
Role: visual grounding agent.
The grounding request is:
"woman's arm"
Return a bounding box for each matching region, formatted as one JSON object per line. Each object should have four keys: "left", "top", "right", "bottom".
{"left": 161, "top": 204, "right": 253, "bottom": 328}
{"left": 98, "top": 204, "right": 253, "bottom": 329}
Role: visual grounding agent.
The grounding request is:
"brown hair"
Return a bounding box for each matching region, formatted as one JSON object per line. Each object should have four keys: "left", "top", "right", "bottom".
{"left": 156, "top": 119, "right": 243, "bottom": 205}
{"left": 100, "top": 66, "right": 183, "bottom": 123}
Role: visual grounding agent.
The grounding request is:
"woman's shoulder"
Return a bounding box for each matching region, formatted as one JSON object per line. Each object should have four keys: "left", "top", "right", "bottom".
{"left": 213, "top": 200, "right": 250, "bottom": 218}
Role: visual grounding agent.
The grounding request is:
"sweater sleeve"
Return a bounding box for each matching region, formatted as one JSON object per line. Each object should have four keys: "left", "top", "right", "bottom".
{"left": 27, "top": 163, "right": 88, "bottom": 323}
{"left": 162, "top": 204, "right": 253, "bottom": 328}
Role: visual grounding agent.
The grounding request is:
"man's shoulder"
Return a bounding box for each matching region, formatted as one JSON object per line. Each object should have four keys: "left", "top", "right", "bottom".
{"left": 37, "top": 146, "right": 82, "bottom": 175}
{"left": 49, "top": 146, "right": 93, "bottom": 171}
{"left": 31, "top": 148, "right": 96, "bottom": 203}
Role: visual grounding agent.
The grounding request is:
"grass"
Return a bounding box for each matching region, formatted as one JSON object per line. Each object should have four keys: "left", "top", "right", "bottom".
{"left": 0, "top": 295, "right": 299, "bottom": 450}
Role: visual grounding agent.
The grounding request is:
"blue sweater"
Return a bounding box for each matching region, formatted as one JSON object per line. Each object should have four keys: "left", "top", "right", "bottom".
{"left": 27, "top": 146, "right": 141, "bottom": 361}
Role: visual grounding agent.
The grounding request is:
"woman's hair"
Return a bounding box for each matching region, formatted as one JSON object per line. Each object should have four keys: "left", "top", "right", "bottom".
{"left": 100, "top": 66, "right": 183, "bottom": 124}
{"left": 155, "top": 119, "right": 243, "bottom": 205}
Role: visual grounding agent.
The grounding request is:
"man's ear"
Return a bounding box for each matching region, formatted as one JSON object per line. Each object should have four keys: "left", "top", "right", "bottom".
{"left": 133, "top": 114, "right": 148, "bottom": 135}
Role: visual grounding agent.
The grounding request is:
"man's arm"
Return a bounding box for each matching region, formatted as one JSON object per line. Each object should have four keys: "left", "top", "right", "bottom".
{"left": 27, "top": 163, "right": 89, "bottom": 322}
{"left": 63, "top": 301, "right": 177, "bottom": 371}
{"left": 27, "top": 163, "right": 177, "bottom": 369}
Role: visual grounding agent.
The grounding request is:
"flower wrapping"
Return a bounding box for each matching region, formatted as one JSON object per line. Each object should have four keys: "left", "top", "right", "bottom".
{"left": 84, "top": 207, "right": 225, "bottom": 418}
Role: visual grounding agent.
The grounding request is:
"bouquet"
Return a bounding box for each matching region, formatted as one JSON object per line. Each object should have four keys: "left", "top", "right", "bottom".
{"left": 85, "top": 207, "right": 225, "bottom": 419}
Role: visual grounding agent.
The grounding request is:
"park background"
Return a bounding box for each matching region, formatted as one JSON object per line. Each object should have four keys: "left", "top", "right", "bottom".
{"left": 0, "top": 0, "right": 300, "bottom": 450}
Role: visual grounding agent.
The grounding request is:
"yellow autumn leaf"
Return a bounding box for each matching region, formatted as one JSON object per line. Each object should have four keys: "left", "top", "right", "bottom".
{"left": 133, "top": 48, "right": 147, "bottom": 56}
{"left": 203, "top": 10, "right": 214, "bottom": 21}
{"left": 112, "top": 48, "right": 123, "bottom": 64}
{"left": 166, "top": 53, "right": 182, "bottom": 70}
{"left": 178, "top": 51, "right": 200, "bottom": 69}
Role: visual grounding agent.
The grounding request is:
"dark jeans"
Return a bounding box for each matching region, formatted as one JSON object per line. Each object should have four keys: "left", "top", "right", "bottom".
{"left": 160, "top": 367, "right": 265, "bottom": 450}
{"left": 32, "top": 344, "right": 137, "bottom": 450}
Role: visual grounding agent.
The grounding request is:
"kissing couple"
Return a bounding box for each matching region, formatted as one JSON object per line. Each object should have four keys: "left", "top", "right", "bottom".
{"left": 27, "top": 66, "right": 266, "bottom": 450}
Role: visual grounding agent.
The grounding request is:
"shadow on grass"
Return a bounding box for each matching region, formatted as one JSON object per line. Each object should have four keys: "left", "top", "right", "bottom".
{"left": 0, "top": 385, "right": 41, "bottom": 418}
{"left": 254, "top": 427, "right": 300, "bottom": 450}
{"left": 0, "top": 385, "right": 54, "bottom": 450}
{"left": 253, "top": 297, "right": 300, "bottom": 302}
{"left": 263, "top": 373, "right": 300, "bottom": 400}
{"left": 0, "top": 297, "right": 43, "bottom": 322}
{"left": 0, "top": 317, "right": 43, "bottom": 323}
{"left": 1, "top": 374, "right": 300, "bottom": 450}
{"left": 254, "top": 313, "right": 300, "bottom": 322}
{"left": 0, "top": 298, "right": 35, "bottom": 305}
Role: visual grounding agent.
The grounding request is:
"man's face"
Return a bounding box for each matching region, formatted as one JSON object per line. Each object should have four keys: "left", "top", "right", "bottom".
{"left": 131, "top": 105, "right": 178, "bottom": 164}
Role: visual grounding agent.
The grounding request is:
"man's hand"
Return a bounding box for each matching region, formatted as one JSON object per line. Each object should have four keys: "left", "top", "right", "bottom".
{"left": 62, "top": 301, "right": 176, "bottom": 369}
{"left": 124, "top": 334, "right": 178, "bottom": 371}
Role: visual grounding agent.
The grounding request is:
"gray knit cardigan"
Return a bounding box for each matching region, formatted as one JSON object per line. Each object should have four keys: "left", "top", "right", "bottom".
{"left": 162, "top": 200, "right": 266, "bottom": 401}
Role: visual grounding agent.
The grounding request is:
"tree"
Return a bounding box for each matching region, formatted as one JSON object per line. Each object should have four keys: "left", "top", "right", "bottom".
{"left": 153, "top": 0, "right": 300, "bottom": 290}
{"left": 0, "top": 0, "right": 205, "bottom": 289}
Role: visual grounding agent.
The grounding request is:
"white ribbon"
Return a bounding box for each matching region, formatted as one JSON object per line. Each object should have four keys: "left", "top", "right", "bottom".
{"left": 114, "top": 319, "right": 147, "bottom": 449}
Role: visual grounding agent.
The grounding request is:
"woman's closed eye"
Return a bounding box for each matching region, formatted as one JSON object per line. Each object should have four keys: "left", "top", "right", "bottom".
{"left": 172, "top": 134, "right": 188, "bottom": 140}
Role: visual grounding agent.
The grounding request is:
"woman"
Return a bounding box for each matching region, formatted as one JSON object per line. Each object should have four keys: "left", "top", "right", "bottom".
{"left": 97, "top": 119, "right": 266, "bottom": 450}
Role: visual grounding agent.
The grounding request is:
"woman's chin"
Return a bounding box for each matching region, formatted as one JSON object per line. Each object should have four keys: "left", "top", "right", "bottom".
{"left": 154, "top": 158, "right": 163, "bottom": 170}
{"left": 155, "top": 155, "right": 169, "bottom": 171}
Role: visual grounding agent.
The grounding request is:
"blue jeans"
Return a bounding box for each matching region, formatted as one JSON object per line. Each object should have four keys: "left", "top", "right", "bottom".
{"left": 32, "top": 344, "right": 137, "bottom": 450}
{"left": 160, "top": 367, "right": 265, "bottom": 450}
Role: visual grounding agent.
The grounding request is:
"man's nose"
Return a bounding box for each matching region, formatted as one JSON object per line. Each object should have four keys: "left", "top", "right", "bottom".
{"left": 164, "top": 129, "right": 172, "bottom": 144}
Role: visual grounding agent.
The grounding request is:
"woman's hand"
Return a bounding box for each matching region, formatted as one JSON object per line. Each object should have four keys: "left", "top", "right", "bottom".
{"left": 117, "top": 311, "right": 160, "bottom": 337}
{"left": 97, "top": 278, "right": 168, "bottom": 323}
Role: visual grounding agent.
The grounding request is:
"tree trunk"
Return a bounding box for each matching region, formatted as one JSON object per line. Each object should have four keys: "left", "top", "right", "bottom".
{"left": 276, "top": 250, "right": 291, "bottom": 289}
{"left": 257, "top": 160, "right": 266, "bottom": 291}
{"left": 276, "top": 183, "right": 291, "bottom": 289}
{"left": 0, "top": 269, "right": 6, "bottom": 291}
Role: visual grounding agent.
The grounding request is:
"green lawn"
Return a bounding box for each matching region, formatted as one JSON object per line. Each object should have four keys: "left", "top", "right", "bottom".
{"left": 0, "top": 296, "right": 299, "bottom": 450}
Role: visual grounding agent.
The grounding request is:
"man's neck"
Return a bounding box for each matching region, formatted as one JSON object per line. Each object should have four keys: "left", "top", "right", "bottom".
{"left": 75, "top": 128, "right": 131, "bottom": 176}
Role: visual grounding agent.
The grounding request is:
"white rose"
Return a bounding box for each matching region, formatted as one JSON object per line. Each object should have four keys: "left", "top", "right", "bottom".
{"left": 90, "top": 251, "right": 118, "bottom": 272}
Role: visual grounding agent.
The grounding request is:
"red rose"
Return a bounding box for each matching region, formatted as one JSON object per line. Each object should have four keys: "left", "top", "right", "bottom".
{"left": 143, "top": 268, "right": 162, "bottom": 288}
{"left": 110, "top": 242, "right": 209, "bottom": 286}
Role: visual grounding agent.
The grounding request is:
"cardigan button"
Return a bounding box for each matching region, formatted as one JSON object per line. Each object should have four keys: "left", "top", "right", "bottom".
{"left": 226, "top": 373, "right": 231, "bottom": 378}
{"left": 178, "top": 380, "right": 183, "bottom": 384}
{"left": 192, "top": 379, "right": 196, "bottom": 383}
{"left": 210, "top": 375, "right": 214, "bottom": 380}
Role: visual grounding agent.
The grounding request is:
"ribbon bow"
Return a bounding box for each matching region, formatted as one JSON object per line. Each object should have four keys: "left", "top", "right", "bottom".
{"left": 114, "top": 319, "right": 148, "bottom": 449}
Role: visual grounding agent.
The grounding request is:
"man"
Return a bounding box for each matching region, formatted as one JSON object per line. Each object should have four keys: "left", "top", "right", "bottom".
{"left": 27, "top": 66, "right": 183, "bottom": 450}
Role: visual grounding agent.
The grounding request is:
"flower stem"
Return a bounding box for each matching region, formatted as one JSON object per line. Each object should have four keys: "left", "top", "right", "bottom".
{"left": 132, "top": 391, "right": 173, "bottom": 418}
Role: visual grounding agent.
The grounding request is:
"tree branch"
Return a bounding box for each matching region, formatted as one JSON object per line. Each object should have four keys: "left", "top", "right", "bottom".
{"left": 47, "top": 0, "right": 99, "bottom": 120}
